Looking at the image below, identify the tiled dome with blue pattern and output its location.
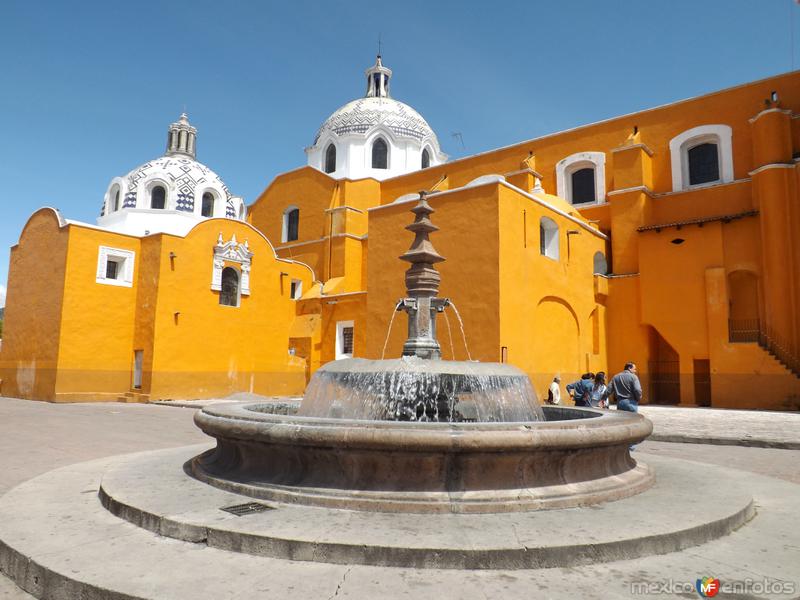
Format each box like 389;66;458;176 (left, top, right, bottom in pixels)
114;156;234;216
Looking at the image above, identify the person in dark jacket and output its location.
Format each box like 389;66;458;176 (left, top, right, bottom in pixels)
566;372;595;407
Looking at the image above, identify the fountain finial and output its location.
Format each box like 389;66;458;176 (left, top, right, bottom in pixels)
398;191;449;360
399;191;445;297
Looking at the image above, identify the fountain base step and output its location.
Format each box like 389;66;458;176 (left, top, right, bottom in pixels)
5;446;800;600
81;445;755;570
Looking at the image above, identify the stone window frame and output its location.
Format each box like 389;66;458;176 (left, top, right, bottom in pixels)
556;151;606;205
282;206;300;243
669;124;733;191
539;217;560;261
211;233;253;297
336;320;355;359
290;278;303;300
96;246;135;287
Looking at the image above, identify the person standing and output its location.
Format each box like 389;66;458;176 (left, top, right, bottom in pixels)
547;376;561;405
606;362;642;412
591;372;608;408
566;373;594;407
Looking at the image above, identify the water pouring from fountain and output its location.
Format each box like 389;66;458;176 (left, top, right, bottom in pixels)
299;191;543;424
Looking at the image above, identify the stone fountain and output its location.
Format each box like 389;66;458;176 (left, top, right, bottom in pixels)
0;195;768;598
191;192;654;512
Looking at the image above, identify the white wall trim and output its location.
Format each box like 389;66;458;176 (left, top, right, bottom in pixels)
556;151;606;205
669;124;733;192
748;107;792;124
748;163;795;176
611;142;653;157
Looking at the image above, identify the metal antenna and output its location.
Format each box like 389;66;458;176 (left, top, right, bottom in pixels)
451;132;465;149
377;33;382;56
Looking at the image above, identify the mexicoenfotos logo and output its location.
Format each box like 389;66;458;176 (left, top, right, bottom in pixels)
696;577;721;597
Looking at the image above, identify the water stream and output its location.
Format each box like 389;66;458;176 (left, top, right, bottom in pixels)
442;310;455;360
447;302;473;361
380;301;403;360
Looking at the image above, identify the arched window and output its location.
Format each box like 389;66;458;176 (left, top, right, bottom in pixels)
282;207;299;242
112;187;121;212
571;168;596;204
372;138;388;169
421;148;430;169
687;142;719;186
556;152;606;205
219;267;240;307
324;144;337;174
151;185;166;210
201;192;214;217
593;252;608;275
539;217;559;260
669;124;733;191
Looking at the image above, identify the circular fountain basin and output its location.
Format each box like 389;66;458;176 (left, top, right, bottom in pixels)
191;403;654;513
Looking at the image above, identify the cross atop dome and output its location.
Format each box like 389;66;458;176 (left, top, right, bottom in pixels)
365;55;392;99
166;112;198;159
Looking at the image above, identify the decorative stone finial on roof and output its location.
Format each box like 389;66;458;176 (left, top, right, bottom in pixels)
166;112;198;159
365;55;393;98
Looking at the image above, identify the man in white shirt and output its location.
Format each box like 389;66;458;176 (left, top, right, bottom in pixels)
547;376;561;405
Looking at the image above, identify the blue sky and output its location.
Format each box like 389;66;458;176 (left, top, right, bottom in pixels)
0;0;795;306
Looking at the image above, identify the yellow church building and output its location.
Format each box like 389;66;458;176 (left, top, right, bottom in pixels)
1;57;799;410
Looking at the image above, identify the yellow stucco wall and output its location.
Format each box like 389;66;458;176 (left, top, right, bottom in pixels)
0;209;69;399
55;226;141;401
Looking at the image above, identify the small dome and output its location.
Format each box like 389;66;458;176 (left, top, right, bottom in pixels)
313;97;436;146
98;114;246;236
307;56;447;181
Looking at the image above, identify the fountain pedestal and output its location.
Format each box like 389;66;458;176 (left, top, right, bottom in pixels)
398;192;449;361
399;296;449;360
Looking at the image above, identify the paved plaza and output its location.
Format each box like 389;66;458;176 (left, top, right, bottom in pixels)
0;397;798;599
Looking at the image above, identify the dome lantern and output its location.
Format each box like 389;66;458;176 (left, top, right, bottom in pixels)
365;55;392;98
166;113;197;159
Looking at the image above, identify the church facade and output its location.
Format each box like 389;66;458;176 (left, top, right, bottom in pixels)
1;58;799;409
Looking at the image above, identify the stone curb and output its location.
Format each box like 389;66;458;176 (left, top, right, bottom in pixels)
647;433;800;450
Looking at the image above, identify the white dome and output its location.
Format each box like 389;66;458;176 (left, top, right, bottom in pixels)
98;114;246;237
314;97;436;146
306;56;447;181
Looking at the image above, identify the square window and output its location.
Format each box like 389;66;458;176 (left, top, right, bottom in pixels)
97;246;135;287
